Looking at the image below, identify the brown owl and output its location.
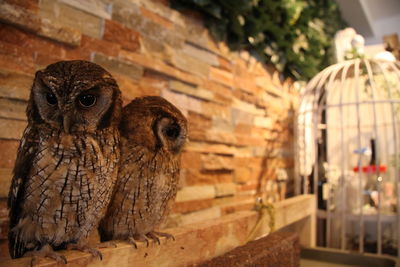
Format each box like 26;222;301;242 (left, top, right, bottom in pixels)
99;96;187;246
7;60;121;263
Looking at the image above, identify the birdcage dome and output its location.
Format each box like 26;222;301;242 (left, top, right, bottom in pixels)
295;58;400;256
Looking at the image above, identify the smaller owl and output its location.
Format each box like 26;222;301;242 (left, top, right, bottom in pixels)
99;96;187;246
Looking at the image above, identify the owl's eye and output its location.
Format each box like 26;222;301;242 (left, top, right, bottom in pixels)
78;94;96;107
165;125;181;140
46;92;57;106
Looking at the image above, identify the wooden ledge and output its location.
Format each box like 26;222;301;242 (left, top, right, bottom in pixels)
1;194;315;267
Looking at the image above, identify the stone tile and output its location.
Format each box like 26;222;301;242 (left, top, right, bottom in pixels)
0;23;65;59
103;20;140;52
38;18;81;46
0;118;26;140
232;98;265;116
136;0;185;27
0;2;40;32
182;43;219;66
184;141;235;155
214;183;236;197
0;140;19;168
81;35;120;57
212;117;233;132
171;198;214;214
179;206;221;226
209;67;233;87
140;6;173;29
234;166;256;184
0;69;33;100
0;98;27;120
0;52;34;74
33;53;64;70
111;0;141;29
205;130;236;145
138;70;167;95
140;36;171;62
254;116;274;129
120;50;203;86
161;89;188;116
188;111;212;131
231;108;255;126
233;74;258;94
112;73;140;102
181;151;202;169
3;0;39;12
182;169;233;186
217;55;233;72
171;50;210;78
201;154;234;171
92;53;144;80
175;185;216;202
219;198;254;215
169;80;214;101
0;168;12;198
60;0;112;19
201;80;233;105
40;0;103;39
201;102;231;121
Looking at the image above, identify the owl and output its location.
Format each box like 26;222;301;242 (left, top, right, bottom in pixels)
7;60;121;262
99;96;187;246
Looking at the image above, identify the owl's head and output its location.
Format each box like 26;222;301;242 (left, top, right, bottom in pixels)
120;96;187;154
28;60;122;133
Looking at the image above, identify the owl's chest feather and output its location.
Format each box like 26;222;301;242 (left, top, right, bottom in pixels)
23;130;119;241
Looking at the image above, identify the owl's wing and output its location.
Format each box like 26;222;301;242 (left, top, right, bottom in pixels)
7;125;39;258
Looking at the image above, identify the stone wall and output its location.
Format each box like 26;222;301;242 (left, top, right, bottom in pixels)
0;0;298;257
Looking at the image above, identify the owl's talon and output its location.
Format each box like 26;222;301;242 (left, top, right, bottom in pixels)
128;234;150;248
97;241;117;248
25;244;67;266
128;237;138;249
146;231;175;245
153;231;175;241
67;243;103;260
146;232;160;245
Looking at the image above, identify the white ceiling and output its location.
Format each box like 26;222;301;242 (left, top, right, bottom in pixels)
336;0;400;45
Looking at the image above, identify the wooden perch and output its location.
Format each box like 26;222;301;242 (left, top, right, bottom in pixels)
1;194;315;267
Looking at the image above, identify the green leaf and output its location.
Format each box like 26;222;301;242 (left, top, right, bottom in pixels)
170;0;346;81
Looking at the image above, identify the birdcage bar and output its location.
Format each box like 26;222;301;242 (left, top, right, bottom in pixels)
365;59;383;254
387;61;400;257
298;100;400;116
340;61;353;250
353;59;365;253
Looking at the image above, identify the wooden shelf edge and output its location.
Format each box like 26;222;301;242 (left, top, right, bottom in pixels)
1;194;316;267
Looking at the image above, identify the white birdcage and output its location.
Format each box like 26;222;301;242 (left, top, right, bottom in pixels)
295;58;400;257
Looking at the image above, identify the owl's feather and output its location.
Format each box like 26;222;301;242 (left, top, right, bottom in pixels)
8;125;39;258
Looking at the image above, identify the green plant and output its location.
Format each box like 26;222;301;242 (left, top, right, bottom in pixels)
171;0;346;80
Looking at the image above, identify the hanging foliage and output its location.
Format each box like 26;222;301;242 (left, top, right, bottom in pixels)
170;0;346;80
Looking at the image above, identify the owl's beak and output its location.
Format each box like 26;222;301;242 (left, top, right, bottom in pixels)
63;115;71;134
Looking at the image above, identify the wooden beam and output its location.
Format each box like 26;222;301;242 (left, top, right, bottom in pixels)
1;194;315;267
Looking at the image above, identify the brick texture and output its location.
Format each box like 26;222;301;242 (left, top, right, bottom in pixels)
0;0;298;247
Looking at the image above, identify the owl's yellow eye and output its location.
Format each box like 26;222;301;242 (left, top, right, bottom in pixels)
46;92;57;106
78;94;96;107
